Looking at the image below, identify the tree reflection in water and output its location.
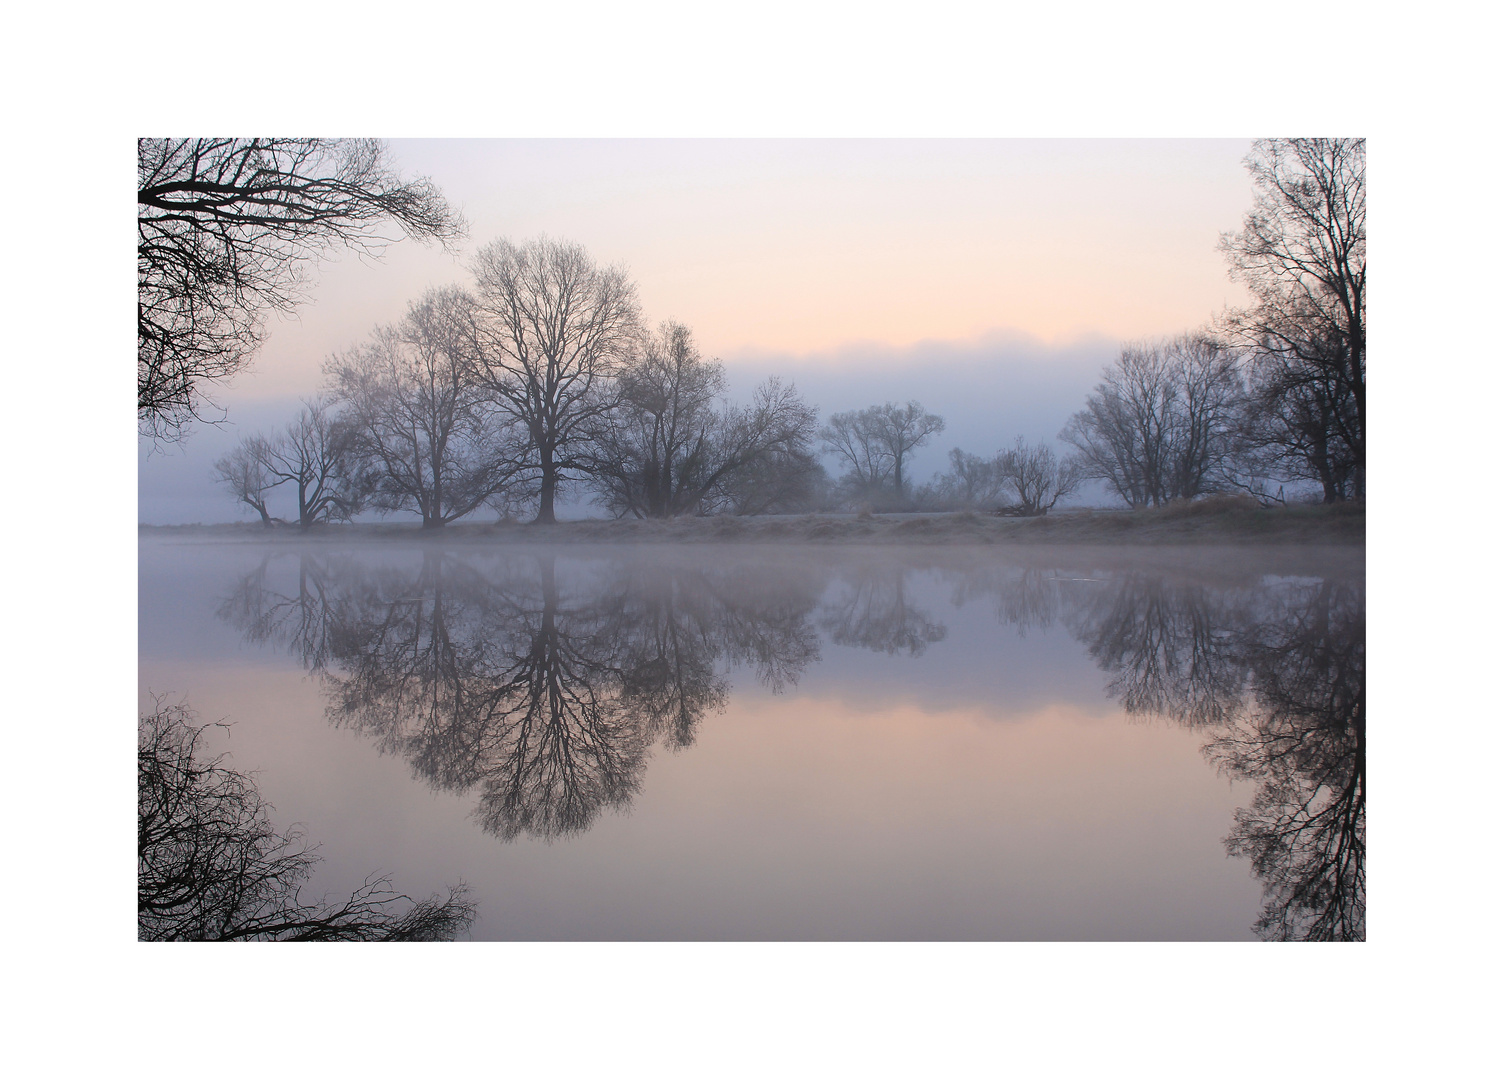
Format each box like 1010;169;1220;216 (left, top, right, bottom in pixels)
819;563;946;656
1205;580;1364;941
972;565;1364;940
222;549;821;841
220;546;1362;939
1066;574;1252;728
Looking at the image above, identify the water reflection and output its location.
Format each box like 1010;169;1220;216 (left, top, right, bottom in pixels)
1067;575;1251;728
819;563;946;656
222;550;821;841
1044;568;1363;940
217;544;1362;939
1205;580;1364;941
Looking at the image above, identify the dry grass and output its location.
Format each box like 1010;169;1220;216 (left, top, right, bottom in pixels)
144;498;1364;548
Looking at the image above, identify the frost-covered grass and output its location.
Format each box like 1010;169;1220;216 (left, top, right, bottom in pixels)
143;497;1363;547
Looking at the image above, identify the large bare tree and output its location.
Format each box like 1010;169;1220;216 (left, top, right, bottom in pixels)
471;237;642;523
138;138;464;441
327;287;527;528
211;400;364;528
211;435;282;526
1219;138;1365;500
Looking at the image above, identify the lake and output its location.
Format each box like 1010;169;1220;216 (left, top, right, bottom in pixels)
138;533;1364;941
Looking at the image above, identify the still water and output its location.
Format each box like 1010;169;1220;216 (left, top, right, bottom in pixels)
138;535;1364;941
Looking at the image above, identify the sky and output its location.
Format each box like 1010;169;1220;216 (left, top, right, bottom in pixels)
139;138;1259;523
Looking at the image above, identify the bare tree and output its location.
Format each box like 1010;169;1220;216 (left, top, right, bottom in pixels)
1061;336;1242;508
820;408;895;505
872;401;945;497
212;435;283;526
588;324;820;518
1235;361;1360;503
256;398;366;528
471;237;642;523
1219;139;1364;501
997;438;1083;516
327;287;527;528
138;138;464;441
586;321;725;518
139;701;474;940
821;401;945;507
929;448;1006;509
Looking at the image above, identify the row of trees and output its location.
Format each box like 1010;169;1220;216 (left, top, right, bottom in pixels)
219;374;1085;524
1063;138;1365;505
216;240;829;526
184;136;1361;519
215;233;1086;525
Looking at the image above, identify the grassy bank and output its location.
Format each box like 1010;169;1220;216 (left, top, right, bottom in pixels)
143;496;1364;547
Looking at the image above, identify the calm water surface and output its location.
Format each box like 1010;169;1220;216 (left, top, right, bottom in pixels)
138;535;1364;940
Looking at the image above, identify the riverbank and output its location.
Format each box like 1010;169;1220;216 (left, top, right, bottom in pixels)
141;496;1364;547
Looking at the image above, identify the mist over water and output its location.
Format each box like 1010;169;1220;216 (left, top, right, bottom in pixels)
140;535;1363;940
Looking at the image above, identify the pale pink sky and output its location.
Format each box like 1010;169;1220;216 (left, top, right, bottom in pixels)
239;138;1256;400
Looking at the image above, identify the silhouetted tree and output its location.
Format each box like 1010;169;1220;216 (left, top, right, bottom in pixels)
258;398;366;528
928;448;1006;509
1220;139;1365;501
820;408;897;507
996;438;1083;516
328;287;527;527
212;436;282;525
588;323;820;518
139;701;474;940
471;237;642;523
138;138;463;440
1061;336;1243;508
822;401;944;508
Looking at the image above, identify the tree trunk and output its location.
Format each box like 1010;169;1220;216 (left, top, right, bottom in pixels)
535;449;558;524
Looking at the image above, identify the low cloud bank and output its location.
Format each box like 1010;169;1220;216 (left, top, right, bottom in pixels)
724;329;1118;498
